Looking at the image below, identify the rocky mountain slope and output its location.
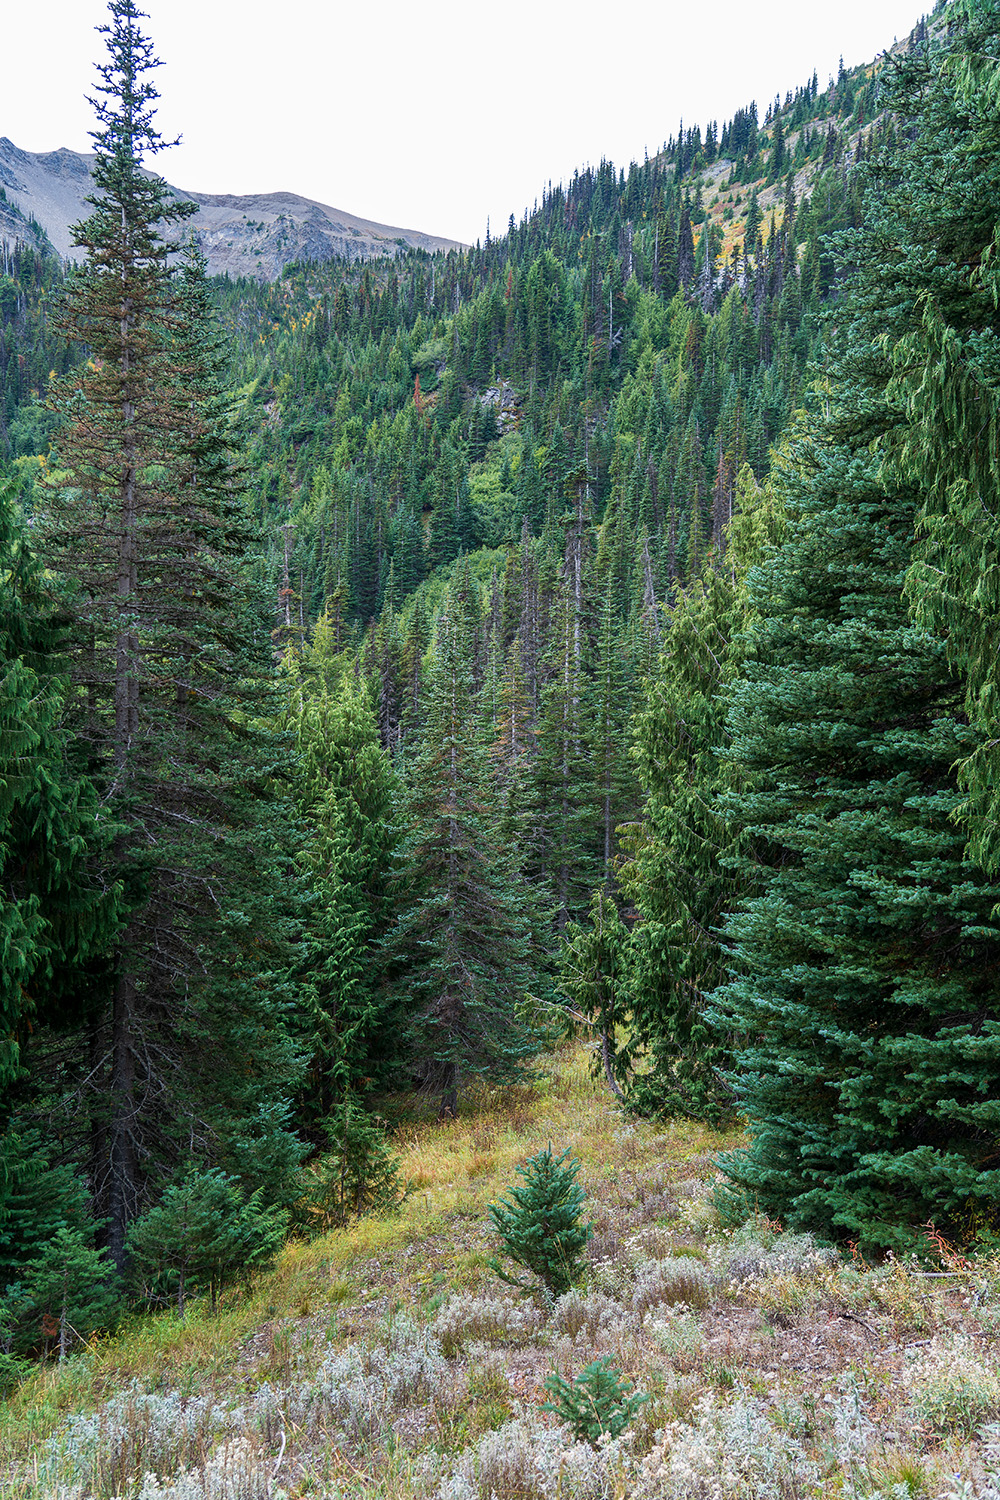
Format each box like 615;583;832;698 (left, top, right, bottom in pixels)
0;137;463;276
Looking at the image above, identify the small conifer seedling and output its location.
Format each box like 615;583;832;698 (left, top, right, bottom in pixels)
542;1357;648;1446
487;1143;592;1298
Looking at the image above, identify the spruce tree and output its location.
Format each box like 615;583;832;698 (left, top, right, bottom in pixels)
127;1167;285;1316
24;1228;121;1360
704;5;1000;1244
488;1145;592;1298
294;677;401;1113
622;570;739;1122
622;468;783;1122
557;889;631;1099
864;0;1000;873
710;432;1000;1248
0;478;119;1097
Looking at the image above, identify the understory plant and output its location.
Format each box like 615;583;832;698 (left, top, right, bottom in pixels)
302;1094;410;1231
542;1356;648;1445
487;1144;592;1298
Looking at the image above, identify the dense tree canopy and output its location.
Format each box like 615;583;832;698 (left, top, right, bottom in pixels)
6;0;998;1365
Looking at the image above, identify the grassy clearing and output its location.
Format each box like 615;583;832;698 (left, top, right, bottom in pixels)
4;1042;1000;1499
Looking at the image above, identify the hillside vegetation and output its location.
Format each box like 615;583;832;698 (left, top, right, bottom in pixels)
5;3;1000;1495
4;1045;1000;1500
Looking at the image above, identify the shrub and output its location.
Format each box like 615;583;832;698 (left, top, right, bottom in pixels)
943;1423;1000;1500
441;1421;544;1500
296;1317;453;1444
487;1145;592;1299
901;1337;1000;1437
432;1293;545;1356
630;1257;712;1315
551;1289;635;1341
542;1357;647;1447
440;1415;630;1500
132;1439;271;1500
645;1310;706;1369
708;1220;837;1285
636;1392;820;1499
39;1385;236;1498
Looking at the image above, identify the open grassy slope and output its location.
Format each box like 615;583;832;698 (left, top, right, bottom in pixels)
5;1045;1000;1499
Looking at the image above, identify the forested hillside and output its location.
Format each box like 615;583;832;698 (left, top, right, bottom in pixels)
4;0;1000;1442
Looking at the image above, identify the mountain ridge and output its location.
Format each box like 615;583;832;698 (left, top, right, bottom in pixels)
0;136;464;278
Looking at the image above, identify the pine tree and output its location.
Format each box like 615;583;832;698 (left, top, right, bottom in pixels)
0;1131;103;1293
542;1359;647;1446
532;541;599;930
621;570;739;1122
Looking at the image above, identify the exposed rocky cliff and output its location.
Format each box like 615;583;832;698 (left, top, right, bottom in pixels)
0;137;463;276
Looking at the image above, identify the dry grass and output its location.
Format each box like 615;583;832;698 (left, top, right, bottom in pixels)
4;1042;1000;1500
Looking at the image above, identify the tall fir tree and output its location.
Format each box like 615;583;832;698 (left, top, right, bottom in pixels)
622;570;740;1121
710;434;1000;1247
294;676;401;1116
0;479;121;1306
381;578;542;1116
865;0;1000;873
621;466;782;1122
39;0;299;1268
0;478;119;1102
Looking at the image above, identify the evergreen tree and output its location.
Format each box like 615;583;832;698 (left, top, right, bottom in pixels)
622;570;740;1122
381;580;542;1116
24;1228;121;1361
704;4;1000;1244
557;889;631;1099
0;478;118;1099
295;677;401;1113
542;1359;647;1446
710;431;1000;1247
590;572;635;881
866;0;1000;873
0;1131;101;1292
40;0;299;1269
127;1167;285;1316
303;1095;408;1231
488;1145;592;1298
622;467;783;1122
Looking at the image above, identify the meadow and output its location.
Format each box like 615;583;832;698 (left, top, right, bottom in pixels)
4;1044;1000;1500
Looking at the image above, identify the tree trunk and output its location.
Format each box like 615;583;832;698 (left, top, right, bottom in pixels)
601;1031;624;1100
438;1062;458;1121
108;962;138;1273
58;1265;69;1363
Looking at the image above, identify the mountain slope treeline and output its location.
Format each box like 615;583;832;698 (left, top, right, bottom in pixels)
4;0;1000;1374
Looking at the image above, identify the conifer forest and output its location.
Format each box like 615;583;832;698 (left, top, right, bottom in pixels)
4;0;1000;1483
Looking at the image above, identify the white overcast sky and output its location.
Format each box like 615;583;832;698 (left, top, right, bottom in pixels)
7;0;925;246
